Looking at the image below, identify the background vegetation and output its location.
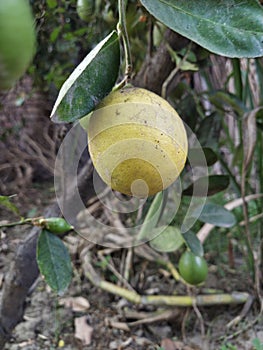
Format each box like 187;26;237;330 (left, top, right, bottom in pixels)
0;1;263;349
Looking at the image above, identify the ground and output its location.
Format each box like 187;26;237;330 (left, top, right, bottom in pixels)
0;183;262;350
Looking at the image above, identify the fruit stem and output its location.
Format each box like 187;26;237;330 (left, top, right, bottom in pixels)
0;217;34;228
117;0;132;82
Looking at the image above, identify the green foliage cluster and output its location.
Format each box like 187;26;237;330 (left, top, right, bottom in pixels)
29;0;146;92
29;0;117;91
2;0;263;295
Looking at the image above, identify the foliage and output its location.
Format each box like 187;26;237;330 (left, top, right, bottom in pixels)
50;31;120;122
2;0;263;305
220;343;238;350
253;338;263;350
141;0;263;58
29;0;117;90
37;229;72;293
29;0;145;92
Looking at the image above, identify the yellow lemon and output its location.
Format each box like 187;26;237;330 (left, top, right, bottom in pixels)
87;87;188;197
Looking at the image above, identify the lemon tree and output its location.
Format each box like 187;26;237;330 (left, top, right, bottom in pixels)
46;0;263;292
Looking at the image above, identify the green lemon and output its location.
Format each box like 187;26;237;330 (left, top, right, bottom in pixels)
39;218;74;235
87;87;188;198
77;0;94;22
0;0;36;91
178;251;208;285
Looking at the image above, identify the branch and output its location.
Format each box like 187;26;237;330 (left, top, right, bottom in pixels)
82;254;250;307
133;29;189;94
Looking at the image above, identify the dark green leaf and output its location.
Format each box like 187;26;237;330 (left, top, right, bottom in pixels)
209;91;247;117
0;195;19;216
150;226;184;252
196;113;222;150
183;175;230;197
37;230;72;293
140;0;263;58
188;147;218;167
50;27;61;43
175;91;200;131
192;202;236;227
182;230;203;256
242;108;262;172
51;31;120;123
47;0;57;9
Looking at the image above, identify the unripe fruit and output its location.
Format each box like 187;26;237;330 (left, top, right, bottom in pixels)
77;0;93;22
39;218;74;235
178;251;208;285
87;87;188;197
0;0;36;91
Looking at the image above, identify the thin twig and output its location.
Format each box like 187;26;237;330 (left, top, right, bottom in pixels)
192;299;205;338
123;247;133;281
117;0;132;81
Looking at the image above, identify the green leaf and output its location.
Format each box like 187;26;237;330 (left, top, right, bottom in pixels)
196;113;222;150
51;31;120;123
242;107;262;173
47;0;57;9
37;230;72;293
183;175;230;197
182;231;203;256
150;226;184;252
209;91;247;117
252;338;263;350
140;0;263;58
0;195;19;216
188;147;218;167
50;27;61;43
192;202;236;227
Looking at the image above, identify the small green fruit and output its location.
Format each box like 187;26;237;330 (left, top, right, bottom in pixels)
39;218;74;234
77;0;93;22
178;251;208;285
0;0;36;91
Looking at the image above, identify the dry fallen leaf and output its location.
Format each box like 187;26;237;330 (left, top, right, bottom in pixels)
161;338;177;350
74;316;93;346
59;296;90;312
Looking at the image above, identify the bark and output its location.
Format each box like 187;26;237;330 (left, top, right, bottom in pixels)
134;29;189;94
0;203;60;348
0;29;188;349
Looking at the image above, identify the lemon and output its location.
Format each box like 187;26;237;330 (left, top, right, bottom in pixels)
178;251;208;285
38;218;74;235
0;0;36;91
77;0;93;22
87;87;188;197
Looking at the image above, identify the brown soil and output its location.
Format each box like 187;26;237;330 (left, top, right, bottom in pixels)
0;183;262;350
